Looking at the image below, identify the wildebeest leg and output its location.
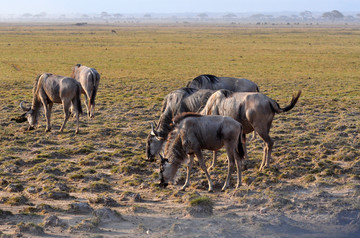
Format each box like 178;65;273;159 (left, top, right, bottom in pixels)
84;94;90;117
195;151;214;192
207;151;217;173
42;100;53;132
59;101;71;133
234;149;242;189
222;147;235;191
243;134;248;161
257;131;273;171
249;131;257;141
74;105;80;134
71;98;81;134
181;154;194;191
89;87;97;118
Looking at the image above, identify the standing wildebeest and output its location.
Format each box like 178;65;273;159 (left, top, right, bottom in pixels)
159;113;245;192
13;73;83;134
201;89;301;170
71;64;100;118
146;87;214;161
187;74;259;92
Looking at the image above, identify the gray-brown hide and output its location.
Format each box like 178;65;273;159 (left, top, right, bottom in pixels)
201;89;301;170
71;64;100;118
146;87;214;161
17;73;83;134
187;74;259;92
159;113;245;192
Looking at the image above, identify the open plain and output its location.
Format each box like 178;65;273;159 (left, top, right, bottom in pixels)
0;23;359;237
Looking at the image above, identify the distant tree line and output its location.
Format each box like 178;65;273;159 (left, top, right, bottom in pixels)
16;10;358;22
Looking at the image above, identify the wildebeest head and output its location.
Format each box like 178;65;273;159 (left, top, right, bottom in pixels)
71;63;82;78
145;122;164;162
159;154;169;188
13;101;38;130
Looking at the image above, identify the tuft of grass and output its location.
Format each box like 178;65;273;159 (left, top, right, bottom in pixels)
82;180;112;193
189;196;214;207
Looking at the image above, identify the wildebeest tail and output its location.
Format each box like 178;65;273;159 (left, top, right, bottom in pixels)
76;84;83;115
89;70;98;108
236;133;245;159
269;90;301;113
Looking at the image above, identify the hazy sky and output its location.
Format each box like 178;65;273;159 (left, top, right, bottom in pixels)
1;0;359;15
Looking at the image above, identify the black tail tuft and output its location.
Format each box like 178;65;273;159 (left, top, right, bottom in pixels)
77;85;83;115
236;133;245;159
282;90;302;112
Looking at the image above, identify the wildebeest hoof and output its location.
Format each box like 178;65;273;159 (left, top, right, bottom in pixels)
27;126;35;131
208;189;214;193
45;129;51;132
75;130;79;134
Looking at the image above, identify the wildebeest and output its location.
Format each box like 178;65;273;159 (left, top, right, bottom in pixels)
159;113;245;192
13;73;83;134
146;87;214;161
187;74;259;92
201;89;301;170
71;64;100;118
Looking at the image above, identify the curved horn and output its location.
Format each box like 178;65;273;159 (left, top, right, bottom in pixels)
159;154;165;164
150;122;158;136
20;101;30;111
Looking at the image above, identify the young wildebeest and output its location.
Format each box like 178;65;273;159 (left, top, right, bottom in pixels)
201;89;301;171
187;74;259;92
13;73;83;134
71;64;100;118
146;87;214;162
159;113;245;192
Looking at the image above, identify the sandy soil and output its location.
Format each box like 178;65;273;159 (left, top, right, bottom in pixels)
1;177;360;238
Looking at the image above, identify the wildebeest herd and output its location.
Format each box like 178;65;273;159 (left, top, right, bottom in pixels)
12;64;100;134
13;69;301;192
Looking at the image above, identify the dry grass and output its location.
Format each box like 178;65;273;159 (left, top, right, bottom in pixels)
0;23;359;237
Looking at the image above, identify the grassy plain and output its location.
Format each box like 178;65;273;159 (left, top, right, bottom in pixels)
0;23;359;237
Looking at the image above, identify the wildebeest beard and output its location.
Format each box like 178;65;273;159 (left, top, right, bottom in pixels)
164;131;187;165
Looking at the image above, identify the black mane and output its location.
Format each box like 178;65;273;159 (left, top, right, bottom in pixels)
218;89;234;98
192;74;219;87
172;112;203;125
156;87;199;139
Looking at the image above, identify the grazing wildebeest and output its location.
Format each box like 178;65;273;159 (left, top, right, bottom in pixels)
187;74;259;92
159;113;245;192
71;64;100;118
13;73;83;134
146;87;214;162
201;89;301;170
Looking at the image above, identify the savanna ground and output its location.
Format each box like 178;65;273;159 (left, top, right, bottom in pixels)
0;22;359;237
